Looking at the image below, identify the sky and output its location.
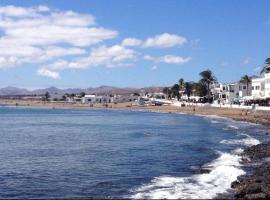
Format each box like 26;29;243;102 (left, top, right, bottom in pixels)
0;0;270;89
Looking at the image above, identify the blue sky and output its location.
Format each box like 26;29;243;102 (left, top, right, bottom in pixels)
0;0;270;89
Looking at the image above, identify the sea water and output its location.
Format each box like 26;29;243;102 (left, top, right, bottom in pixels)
0;106;268;199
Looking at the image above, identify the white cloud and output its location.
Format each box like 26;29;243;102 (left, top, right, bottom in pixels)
0;56;19;68
242;57;251;65
38;45;137;78
37;68;60;79
0;5;118;70
121;38;142;47
143;33;187;48
72;45;137;68
144;54;191;64
0;5;38;17
0;5;190;78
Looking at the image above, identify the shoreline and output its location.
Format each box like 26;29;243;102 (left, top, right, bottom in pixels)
1;99;270;126
1;99;270;199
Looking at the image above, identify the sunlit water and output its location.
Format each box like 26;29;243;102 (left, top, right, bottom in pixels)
0;106;269;199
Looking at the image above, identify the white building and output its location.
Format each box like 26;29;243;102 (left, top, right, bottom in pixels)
82;95;97;103
251;77;265;99
82;94;138;104
264;72;270;98
251;71;270;99
213;82;251;104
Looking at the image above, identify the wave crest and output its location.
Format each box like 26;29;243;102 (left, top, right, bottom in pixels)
131;152;245;199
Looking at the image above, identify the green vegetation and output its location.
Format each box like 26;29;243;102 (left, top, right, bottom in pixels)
199;69;217;102
166;69;217;102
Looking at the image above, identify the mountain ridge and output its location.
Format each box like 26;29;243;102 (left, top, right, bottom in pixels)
0;86;164;96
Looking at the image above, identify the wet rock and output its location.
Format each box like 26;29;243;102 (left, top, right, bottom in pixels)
245;193;267;199
243;142;270;161
232;142;270;199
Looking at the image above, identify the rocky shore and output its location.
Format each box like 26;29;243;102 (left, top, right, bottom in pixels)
232;142;270;199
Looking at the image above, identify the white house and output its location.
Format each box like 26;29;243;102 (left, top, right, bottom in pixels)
82;95;96;103
213;82;251;104
251;77;265;99
81;94;138;104
95;95;112;103
251;70;270;99
264;72;270;98
112;94;138;103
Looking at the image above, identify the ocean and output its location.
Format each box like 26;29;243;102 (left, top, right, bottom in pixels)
0;106;268;199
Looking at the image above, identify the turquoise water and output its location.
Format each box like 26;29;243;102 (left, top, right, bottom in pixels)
0;106;268;199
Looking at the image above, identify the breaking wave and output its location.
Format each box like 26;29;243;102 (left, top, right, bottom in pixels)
131;152;245;199
220;135;260;147
130;116;262;199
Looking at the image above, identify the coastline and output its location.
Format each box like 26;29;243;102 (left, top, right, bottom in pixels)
1;99;270;126
1;99;270;198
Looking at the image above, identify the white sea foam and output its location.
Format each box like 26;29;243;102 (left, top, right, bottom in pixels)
220;135;260;147
210;120;219;124
232;148;244;154
131;152;245;199
226;125;239;130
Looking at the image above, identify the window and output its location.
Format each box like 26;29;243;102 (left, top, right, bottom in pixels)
243;86;246;90
252;86;254;90
256;86;260;90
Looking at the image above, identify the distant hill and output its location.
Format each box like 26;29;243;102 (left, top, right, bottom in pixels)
0;87;31;95
0;85;164;96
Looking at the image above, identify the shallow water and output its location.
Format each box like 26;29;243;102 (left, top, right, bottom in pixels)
0;106;268;199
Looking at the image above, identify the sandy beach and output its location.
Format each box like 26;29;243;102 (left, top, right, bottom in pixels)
1;99;270;127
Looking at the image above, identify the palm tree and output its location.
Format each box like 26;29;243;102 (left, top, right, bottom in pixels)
171;84;180;100
178;78;184;90
184;82;192;101
178;78;185;99
240;75;251;96
260;58;270;74
199;69;217;103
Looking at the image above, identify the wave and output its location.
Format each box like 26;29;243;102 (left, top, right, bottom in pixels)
128;110;263;199
220;135;260;147
130;152;245;199
226;125;239;130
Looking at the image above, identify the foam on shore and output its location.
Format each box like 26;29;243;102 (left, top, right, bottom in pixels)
220;135;260;147
130;116;262;199
131;151;245;199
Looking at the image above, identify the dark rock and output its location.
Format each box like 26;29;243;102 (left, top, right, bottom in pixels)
243;142;270;161
233;142;270;199
245;192;267;199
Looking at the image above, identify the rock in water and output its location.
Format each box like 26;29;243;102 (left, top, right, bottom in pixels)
232;142;270;199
